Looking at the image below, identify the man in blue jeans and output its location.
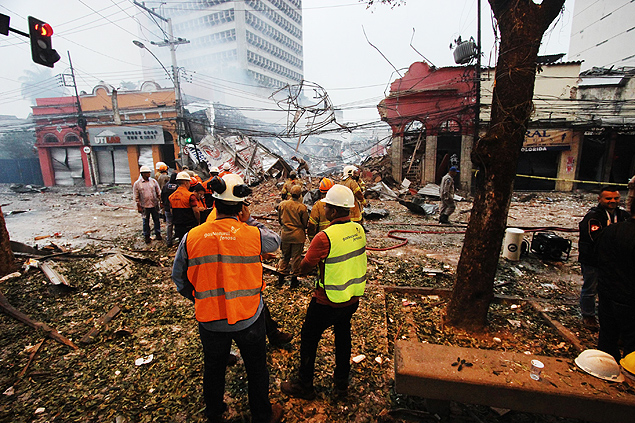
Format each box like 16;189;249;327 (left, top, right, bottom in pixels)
578;186;629;330
133;165;161;244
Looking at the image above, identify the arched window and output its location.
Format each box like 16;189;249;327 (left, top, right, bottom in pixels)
64;133;80;143
439;120;461;133
43;134;59;143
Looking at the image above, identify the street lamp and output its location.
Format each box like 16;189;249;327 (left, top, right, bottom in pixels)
133;40;173;83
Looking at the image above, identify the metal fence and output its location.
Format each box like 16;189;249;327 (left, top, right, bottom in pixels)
0;159;44;185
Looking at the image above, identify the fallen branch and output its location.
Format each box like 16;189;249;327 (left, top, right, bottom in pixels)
80;305;121;344
0;292;78;350
18;338;46;378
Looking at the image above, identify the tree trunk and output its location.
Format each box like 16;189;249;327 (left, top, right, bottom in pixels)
0;206;16;277
445;0;565;331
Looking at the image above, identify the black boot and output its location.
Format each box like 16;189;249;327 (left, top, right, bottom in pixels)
277;274;285;286
290;276;299;288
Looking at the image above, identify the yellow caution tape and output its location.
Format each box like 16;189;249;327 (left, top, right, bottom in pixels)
515;174;629;187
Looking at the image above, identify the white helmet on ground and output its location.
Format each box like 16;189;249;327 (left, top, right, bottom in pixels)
343;165;357;177
575;349;624;382
139;165;152;173
211;174;251;203
321;184;355;208
176;171;191;181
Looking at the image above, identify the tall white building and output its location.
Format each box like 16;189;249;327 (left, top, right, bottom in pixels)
569;0;635;70
145;0;303;101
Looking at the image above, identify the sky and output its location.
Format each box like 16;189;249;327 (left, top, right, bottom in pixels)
0;0;575;124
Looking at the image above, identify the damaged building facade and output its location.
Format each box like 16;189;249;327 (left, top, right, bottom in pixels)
378;60;586;192
379;58;635;192
33;82;178;187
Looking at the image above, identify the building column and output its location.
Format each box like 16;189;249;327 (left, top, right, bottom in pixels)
128;145;140;185
38;147;55;187
152;145;162;166
391;134;403;183
460;134;473;192
556;130;579;192
423;135;437;185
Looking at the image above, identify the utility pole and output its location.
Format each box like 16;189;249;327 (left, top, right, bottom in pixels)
133;1;189;161
475;0;482;143
66;51;97;186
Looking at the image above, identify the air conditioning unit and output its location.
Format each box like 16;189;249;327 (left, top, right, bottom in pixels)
453;39;477;65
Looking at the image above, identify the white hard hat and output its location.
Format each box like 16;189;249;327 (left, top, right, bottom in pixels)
212;173;251;203
321;184;355;208
140;165;152;173
575;349;625;382
155;161;166;170
222;163;231;171
210;166;220;173
176;171;191;181
343;165;357;177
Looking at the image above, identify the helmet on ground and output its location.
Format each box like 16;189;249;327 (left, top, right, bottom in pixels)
319;177;335;193
211;174;252;203
176;171;191;181
321;184;355;208
290;185;302;197
155;161;167;171
210;166;220;174
343;165;357;177
222;163;231;171
289;170;297;178
139;165;152;173
575;349;624;382
620;351;635;376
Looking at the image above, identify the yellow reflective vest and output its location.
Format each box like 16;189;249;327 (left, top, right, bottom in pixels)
321;221;367;303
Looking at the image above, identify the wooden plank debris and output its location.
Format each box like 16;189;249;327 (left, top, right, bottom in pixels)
0;292;78;350
18;338;46;378
80;305;121;344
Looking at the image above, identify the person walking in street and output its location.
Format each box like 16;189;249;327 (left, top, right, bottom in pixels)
160;172;178;247
169;171;200;242
439;166;459;224
281;184;367;400
133;165;162;244
339;165;364;225
280;170;303;200
307;178;334;241
172;173;283;423
578;186;629;330
594;196;635;363
276;184;309;287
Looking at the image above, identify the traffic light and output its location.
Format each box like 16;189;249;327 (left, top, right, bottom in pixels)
28;16;60;68
183;135;193;144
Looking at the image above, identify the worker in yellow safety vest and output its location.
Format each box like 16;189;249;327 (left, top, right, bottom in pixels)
281;184;367;400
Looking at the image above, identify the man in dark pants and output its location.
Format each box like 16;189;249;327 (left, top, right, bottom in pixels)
172;173;283;423
595;196;635;363
578;186;629;330
281;184;367;399
133;165;162;244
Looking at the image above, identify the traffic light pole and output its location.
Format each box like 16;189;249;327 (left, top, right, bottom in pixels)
68;52;97;186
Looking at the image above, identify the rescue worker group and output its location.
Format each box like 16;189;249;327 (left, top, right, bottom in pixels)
133;161;369;423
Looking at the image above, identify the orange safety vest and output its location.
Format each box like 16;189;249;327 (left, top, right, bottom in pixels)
186;218;263;324
169;185;197;228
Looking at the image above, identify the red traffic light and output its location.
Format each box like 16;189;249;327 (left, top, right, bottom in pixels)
34;22;53;37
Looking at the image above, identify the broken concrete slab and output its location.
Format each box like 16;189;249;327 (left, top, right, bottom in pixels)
93;254;134;279
395;341;635;423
